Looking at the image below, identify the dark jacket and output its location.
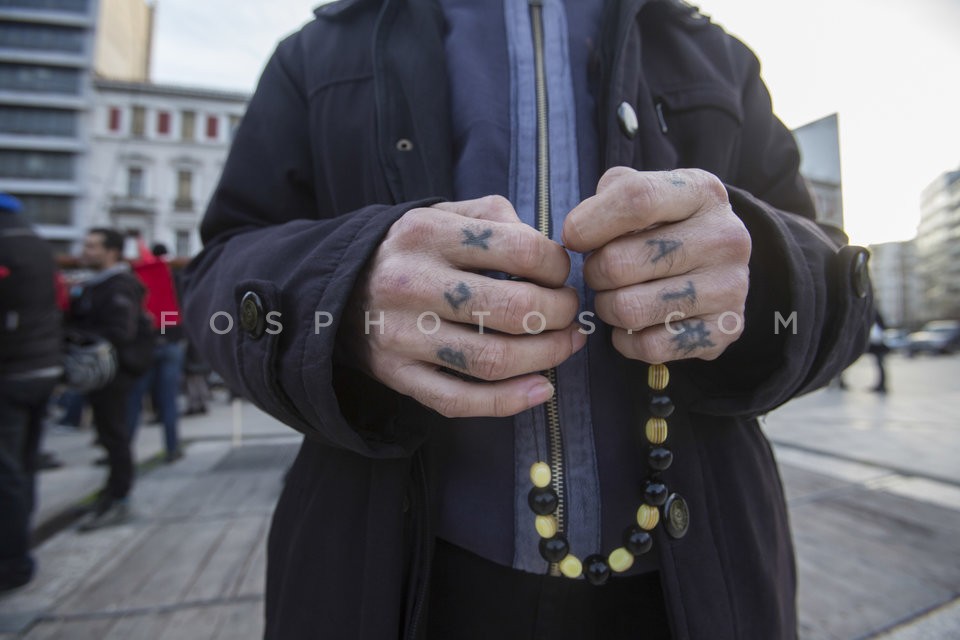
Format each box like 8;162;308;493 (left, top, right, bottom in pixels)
68;265;145;363
0;212;62;378
181;0;874;637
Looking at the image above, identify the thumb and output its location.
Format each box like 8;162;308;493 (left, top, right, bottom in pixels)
432;195;523;224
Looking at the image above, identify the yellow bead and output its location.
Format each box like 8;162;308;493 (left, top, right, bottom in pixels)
608;547;635;573
559;554;582;578
645;417;668;444
530;462;551;488
535;515;557;539
648;363;669;390
636;504;660;530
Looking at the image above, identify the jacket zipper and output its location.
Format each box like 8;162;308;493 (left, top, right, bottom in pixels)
529;0;565;578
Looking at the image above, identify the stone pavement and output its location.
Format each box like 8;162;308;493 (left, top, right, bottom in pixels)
0;353;957;639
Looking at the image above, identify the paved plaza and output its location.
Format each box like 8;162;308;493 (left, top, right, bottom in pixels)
1;353;958;639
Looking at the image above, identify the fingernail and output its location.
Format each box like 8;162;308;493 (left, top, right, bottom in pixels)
528;381;555;405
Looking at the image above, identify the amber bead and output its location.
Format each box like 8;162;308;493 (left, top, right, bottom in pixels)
636;504;660;530
608;547;635;573
648;447;673;472
530;462;551;488
648;363;669;390
559;554;583;578
649;394;674;418
623;525;653;556
539;536;569;563
535;515;558;538
584;554;611;586
527;486;559;516
644;480;668;507
645;417;668;445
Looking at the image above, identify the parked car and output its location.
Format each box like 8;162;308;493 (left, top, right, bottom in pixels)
882;328;910;352
905;320;960;356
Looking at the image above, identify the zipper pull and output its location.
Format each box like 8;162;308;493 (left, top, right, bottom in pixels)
655;101;669;134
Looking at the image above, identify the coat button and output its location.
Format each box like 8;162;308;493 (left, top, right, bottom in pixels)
851;249;869;298
239;291;266;338
663;493;690;539
617;101;639;139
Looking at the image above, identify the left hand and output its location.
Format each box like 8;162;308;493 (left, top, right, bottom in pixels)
562;167;752;363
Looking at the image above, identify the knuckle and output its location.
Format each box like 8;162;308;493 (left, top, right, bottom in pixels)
612;291;645;329
600;245;633;287
474;340;509;380
509;230;548;273
369;263;417;305
490;392;512;418
432;391;465;418
501;287;536;330
690;169;728;204
483;194;513;215
390;209;435;247
625;175;658;215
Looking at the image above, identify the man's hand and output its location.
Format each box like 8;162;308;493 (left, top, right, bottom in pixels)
344;196;585;418
562;167;751;363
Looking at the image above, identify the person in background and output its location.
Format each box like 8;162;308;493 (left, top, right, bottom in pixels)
69;228;145;531
127;242;185;463
0;193;62;592
868;311;889;393
183;338;211;416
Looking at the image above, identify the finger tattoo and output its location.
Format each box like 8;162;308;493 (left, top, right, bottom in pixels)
437;347;468;371
661;280;697;304
462;227;493;250
670;319;715;355
647;238;682;264
444;282;473;310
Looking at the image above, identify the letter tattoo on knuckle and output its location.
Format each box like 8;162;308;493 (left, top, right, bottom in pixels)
462;227;493;250
670;319;715;355
646;238;683;265
443;282;473;310
660;280;697;304
436;347;468;371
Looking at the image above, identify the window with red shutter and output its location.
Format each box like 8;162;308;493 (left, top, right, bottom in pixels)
108;107;121;132
206;115;218;139
157;111;171;135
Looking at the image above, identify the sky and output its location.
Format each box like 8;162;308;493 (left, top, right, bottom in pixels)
151;0;960;247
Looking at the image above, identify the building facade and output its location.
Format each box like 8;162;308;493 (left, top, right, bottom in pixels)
792;113;844;231
0;0;100;254
915;167;960;321
867;240;923;329
85;79;247;257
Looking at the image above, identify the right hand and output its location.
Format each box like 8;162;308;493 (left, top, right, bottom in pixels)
342;196;585;418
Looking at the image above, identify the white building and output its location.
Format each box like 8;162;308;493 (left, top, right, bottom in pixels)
915;166;960;321
0;0;100;254
792;113;843;231
84;78;247;257
868;240;923;329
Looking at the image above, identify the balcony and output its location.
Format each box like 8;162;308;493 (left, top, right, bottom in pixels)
110;193;155;215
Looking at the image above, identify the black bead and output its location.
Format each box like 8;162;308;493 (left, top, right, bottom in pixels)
648;447;674;472
538;536;569;564
649;394;674;418
527;486;559;516
623;525;653;556
644;480;669;506
584;554;611;586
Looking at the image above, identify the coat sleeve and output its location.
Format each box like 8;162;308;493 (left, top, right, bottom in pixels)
180;32;438;458
676;45;874;417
